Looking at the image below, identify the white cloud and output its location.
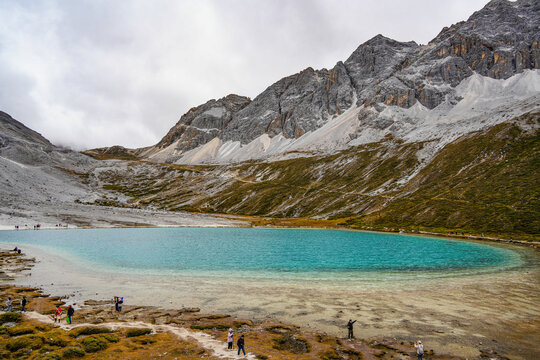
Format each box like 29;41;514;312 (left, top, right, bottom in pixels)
0;0;489;149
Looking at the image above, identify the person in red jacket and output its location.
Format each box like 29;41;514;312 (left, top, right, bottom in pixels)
54;306;62;323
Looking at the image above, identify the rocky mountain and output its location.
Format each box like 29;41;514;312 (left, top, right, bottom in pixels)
0;111;53;148
0;111;97;170
0;111;97;226
0;112;241;229
2;0;538;238
140;0;539;165
76;0;539;239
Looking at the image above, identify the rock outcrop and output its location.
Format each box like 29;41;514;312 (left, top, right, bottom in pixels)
153;94;252;153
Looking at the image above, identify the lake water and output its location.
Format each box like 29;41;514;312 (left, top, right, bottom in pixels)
0;227;522;281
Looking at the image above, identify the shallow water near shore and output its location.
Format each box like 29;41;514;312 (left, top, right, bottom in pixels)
1;228;539;359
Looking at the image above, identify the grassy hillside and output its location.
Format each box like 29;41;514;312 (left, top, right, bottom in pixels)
90;111;539;240
346;113;539;238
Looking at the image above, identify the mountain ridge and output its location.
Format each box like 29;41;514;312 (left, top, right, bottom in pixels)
119;0;539;165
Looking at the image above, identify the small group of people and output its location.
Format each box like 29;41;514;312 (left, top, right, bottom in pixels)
4;296;27;312
447;231;472;236
12;246;21;254
54;304;75;324
226;328;246;356
346;319;425;359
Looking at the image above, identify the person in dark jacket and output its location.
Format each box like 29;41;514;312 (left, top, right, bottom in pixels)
237;334;246;356
67;305;74;324
114;296;123;312
346;319;357;339
21;296;27;312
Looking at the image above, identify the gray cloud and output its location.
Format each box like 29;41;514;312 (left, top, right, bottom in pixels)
0;0;490;149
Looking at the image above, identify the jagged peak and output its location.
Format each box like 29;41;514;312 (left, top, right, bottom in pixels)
345;34;418;64
361;34;417;48
221;93;251;103
181;94;250;119
484;0;517;9
344;34;418;67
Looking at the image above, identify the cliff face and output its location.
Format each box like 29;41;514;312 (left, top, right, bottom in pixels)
144;0;539;164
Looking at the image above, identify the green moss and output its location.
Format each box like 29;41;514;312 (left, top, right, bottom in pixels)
41;354;62;360
131;337;156;345
233;321;250;328
81;336;108;353
62;347;85;358
125;328;152;337
6;326;34;336
6;335;44;352
0;312;22;324
100;334;119;343
45;335;70;347
318;349;342;360
69;327;113;337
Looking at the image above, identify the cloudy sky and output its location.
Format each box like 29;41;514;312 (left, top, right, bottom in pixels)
0;0;490;150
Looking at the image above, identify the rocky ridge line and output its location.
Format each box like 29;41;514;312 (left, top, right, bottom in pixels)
137;0;539;164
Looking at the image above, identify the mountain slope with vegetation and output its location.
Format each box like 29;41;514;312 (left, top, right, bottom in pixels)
89;111;539;239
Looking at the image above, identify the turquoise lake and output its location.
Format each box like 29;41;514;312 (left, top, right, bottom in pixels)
0;228;522;279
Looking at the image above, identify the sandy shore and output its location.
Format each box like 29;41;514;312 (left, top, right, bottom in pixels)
2;241;539;360
0;249;462;360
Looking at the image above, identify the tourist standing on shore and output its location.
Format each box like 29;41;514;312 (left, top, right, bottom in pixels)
5;297;12;312
237;334;246;356
67;305;74;324
54;305;62;323
21;296;27;312
346;319;357;339
227;328;234;350
414;340;424;360
114;296;123;312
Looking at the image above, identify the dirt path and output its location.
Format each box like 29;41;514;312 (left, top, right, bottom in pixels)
25;311;256;360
